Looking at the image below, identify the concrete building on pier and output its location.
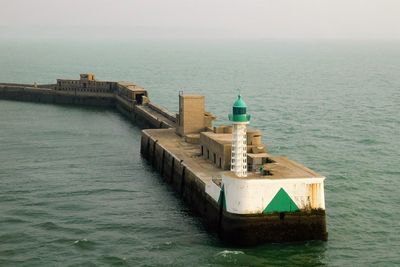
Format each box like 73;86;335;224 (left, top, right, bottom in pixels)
171;93;326;215
56;73;148;104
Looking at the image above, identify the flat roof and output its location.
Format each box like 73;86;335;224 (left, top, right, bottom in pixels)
201;131;232;145
145;128;323;182
117;81;146;91
224;156;323;180
248;152;269;158
180;94;204;99
57;78;114;83
117;81;136;86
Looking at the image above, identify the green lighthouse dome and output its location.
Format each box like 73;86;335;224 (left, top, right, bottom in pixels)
229;94;251;123
233;94;247;109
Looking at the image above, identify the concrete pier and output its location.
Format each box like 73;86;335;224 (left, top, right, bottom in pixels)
0;74;328;246
0;75;175;129
140;128;327;246
0;84;115;107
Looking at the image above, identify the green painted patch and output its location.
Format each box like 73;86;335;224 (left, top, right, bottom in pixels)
233;94;247;108
229;95;251;122
218;185;226;210
263;188;299;214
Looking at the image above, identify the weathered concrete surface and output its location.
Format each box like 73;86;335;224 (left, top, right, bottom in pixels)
0;84;115;107
0;81;327;246
140;128;328;246
0;83;175;129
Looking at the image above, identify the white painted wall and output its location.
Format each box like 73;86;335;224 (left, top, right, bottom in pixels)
205;180;221;203
214;174;326;214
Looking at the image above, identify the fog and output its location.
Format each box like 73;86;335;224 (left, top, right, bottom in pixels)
1;0;399;40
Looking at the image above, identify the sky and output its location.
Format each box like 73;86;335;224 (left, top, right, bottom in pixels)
0;0;399;40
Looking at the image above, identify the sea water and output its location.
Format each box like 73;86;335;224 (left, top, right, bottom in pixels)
0;40;399;266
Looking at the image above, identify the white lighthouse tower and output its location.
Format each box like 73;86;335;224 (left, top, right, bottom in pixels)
228;95;251;177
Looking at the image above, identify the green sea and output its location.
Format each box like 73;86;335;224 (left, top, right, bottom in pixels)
0;40;399;266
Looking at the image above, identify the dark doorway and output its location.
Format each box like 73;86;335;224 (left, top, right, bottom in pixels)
135;93;144;104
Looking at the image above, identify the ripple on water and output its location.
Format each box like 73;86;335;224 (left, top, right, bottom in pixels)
146;240;177;252
100;256;128;266
33;221;87;236
0;216;27;225
6;208;51;218
0;232;34;244
67;261;97;267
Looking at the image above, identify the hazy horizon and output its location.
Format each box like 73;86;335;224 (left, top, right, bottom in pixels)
1;0;400;40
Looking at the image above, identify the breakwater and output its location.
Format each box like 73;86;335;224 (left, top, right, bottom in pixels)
0;85;115;107
0;74;328;246
0;81;174;129
140;128;327;246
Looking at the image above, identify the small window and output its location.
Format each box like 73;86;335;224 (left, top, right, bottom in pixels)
233;107;246;115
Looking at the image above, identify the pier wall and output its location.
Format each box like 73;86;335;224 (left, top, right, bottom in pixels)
0;83;175;129
140;133;221;233
147;102;176;123
0;80;327;246
0;85;115;107
140;130;328;246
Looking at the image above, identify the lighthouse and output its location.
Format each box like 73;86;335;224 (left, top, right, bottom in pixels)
228;95;251;177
